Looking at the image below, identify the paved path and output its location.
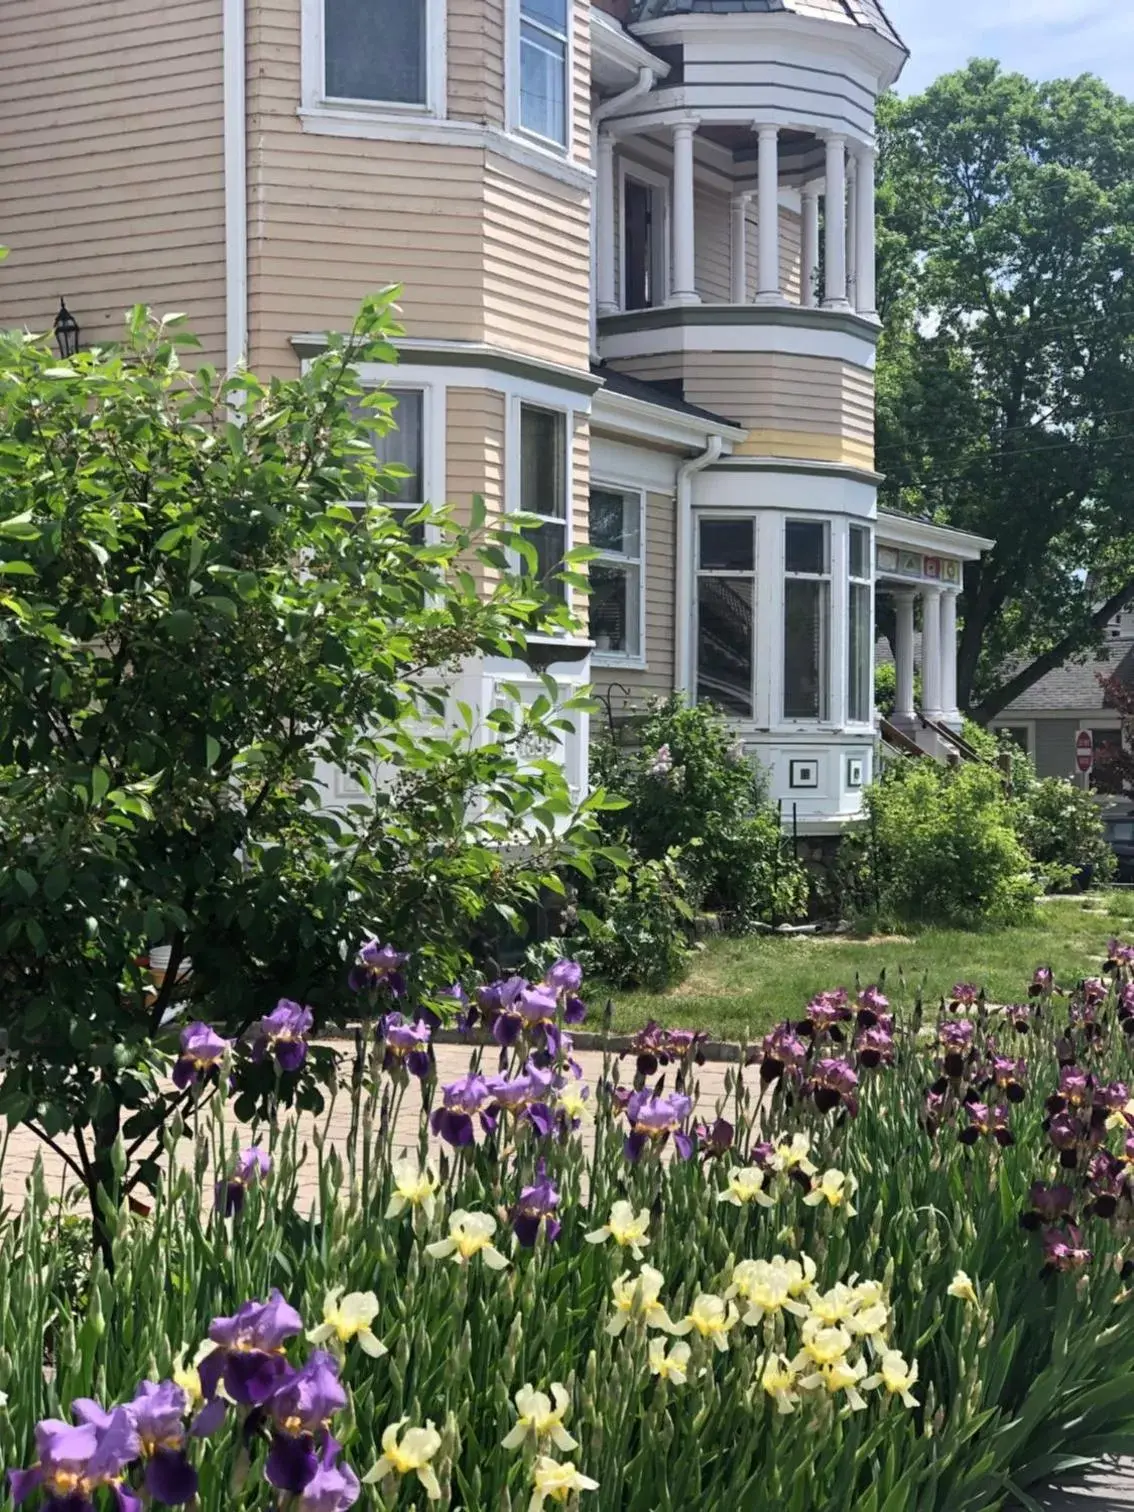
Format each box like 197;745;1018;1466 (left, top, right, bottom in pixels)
1013;1464;1134;1510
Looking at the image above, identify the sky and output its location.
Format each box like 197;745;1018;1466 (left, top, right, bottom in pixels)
891;0;1134;99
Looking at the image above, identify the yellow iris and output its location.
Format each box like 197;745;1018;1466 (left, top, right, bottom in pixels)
308;1286;386;1358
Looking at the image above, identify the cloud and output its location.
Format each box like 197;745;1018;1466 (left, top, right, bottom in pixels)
892;0;1134;97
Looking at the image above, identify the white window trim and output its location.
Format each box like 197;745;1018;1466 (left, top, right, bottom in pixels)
694;511;758;722
301;0;448;123
846;522;874;730
990;719;1036;756
506;0;574;158
617;154;672;312
781;517;832;727
590;480;647;670
354;381;445;545
506;392;577;613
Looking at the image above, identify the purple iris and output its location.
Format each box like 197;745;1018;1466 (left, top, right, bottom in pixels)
564;995;588;1025
381;1014;433;1079
624;1089;695;1163
545;959;583;995
1042;1225;1092;1273
759;1022;810;1083
695;1116;735;1156
807;1057;859;1116
216;1146;271;1216
9;1410;140;1511
855;1024;894;1068
265;1353;347;1495
1029;966;1054;998
1081;977;1108;1006
805;989;851;1036
479;977;527;1047
1086;1150;1128;1219
200;1290;303;1408
347;939;408;997
129;1381;199;1505
487;1064;555;1137
958;1100;1013;1147
172;1022;232;1090
430;1073;493;1147
939;1019;976;1078
1022;1181;1075;1230
296;1436;360;1512
1096;1080;1130;1112
252;1000;314;1073
517;984;559;1027
950;983;979;1009
439;982;474;1033
510;1161;561;1247
990;1055;1027;1103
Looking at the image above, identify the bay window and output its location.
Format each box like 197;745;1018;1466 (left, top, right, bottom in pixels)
848;524;872;723
519;404;568;599
696;517;755;718
519;0;569;147
353;387;427;544
783;520;830;721
323;0;428;107
589;487;643;660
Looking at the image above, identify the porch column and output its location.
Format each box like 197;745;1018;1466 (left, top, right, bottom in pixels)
596;131;618;317
845;152;858;310
940;588;960;724
671;121;700;306
755;123;783;305
823;133;849;309
801;182;820;308
854;142;877;318
892;589;916;721
920;585;943;719
730;192;750;303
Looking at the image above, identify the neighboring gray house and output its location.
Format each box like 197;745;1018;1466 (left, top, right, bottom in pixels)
989;609;1134;790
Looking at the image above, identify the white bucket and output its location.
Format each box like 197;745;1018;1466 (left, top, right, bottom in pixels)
148;946;193;986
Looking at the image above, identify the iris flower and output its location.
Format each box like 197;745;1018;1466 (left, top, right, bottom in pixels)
623;1089;694;1163
8;1410;140;1511
296;1438;360;1511
252;1000;314;1073
585;1200;651;1258
265;1352;347;1495
199;1290;303;1408
726;1258;811;1325
718;1165;776;1208
348;939;408;997
216;1146;271;1217
769;1133;817;1178
363;1420;442;1502
758;1023;810;1084
864;1350;919;1407
511;1162;561;1247
670;1293;739;1352
529;1457;599;1509
761;1355;801;1414
501;1384;578;1453
430;1073;493;1148
947;1270;978;1303
381;1014;432;1079
172;1022;232;1089
555;1081;591;1126
1042;1225;1093;1274
959;1101;1014;1147
797;1352;870;1411
606;1266;676;1335
803;1169;858;1212
385;1156;439;1224
426;1210;510;1270
308;1288;386;1358
648;1339;691;1384
807;1058;859;1116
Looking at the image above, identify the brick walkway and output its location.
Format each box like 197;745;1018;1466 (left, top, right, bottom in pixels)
1013;1466;1134;1510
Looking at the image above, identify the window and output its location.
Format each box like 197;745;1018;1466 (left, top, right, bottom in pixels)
357;387;426;544
519;404;568;598
783;520;830;721
323;0;427;107
696;517;755;718
519;0;568;147
1000;726;1031;755
623;175;666;310
848;524;872;723
589;487;643;660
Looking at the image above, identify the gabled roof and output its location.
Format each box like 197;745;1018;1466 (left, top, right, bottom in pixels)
627;0;906;52
1002;641;1134;715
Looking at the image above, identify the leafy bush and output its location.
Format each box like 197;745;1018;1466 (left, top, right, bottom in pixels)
860;759;1036;926
579;850;695;989
593;697;809;929
1014;774;1116;891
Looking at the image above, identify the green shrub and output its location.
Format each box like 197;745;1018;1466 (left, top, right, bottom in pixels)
593;697;809;928
1013;773;1116;891
577;850;695;989
861;758;1036;926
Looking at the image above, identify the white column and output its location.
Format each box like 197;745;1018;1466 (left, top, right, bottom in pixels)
801;183;820;308
730;193;749;304
671;121;700;306
855;142;877;318
920;585;943;719
940;588;960;724
823;133;848;310
892;590;916;721
845;152;858;311
595;132;618;317
755;123;783;306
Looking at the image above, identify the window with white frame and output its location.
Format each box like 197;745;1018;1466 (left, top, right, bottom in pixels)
519;404;568;599
696;516;756;719
848;524;872;723
783;519;830;721
320;0;430;109
589;486;643;660
355;387;427;544
518;0;569;147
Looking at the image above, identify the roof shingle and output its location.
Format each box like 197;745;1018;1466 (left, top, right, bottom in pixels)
627;0;906;49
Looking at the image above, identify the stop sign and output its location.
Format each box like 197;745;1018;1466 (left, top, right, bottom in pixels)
1075;730;1094;774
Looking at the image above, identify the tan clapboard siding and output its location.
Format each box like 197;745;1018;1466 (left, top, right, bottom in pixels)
449;0;506;126
446;386;507;588
780;209;803;304
0;0;226;363
695;181;732;304
591;489;676;720
572;415;591;550
571;0;592;169
482;157;592;370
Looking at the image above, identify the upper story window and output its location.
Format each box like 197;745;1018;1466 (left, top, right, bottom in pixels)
518;0;569;147
848;524;873;724
696;517;755;719
783;520;830;721
589;487;643;661
520;404;569;599
622;167;668;311
304;0;445;119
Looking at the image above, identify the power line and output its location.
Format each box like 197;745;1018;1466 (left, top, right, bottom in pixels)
875;426;1134;494
873;404;1134;473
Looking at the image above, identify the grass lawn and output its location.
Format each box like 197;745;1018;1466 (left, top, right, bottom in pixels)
607;892;1134;1042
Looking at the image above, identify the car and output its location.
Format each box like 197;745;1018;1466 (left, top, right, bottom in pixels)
1103;810;1134;882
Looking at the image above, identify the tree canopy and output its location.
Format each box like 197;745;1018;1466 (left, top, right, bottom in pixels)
876;60;1134;720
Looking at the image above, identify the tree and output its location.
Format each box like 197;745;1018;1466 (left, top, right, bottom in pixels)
876;62;1134;720
0;287;611;1243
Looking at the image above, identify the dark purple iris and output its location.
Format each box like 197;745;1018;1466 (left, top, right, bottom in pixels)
1081;977;1108;1007
216;1146;271;1216
807;1057;859;1116
381;1013;433;1079
855;1023;894;1068
695;1117;735;1157
1042;1225;1092;1274
991;1055;1027;1104
1022;1181;1075;1230
759;1022;809;1083
623;1089;695;1162
804;989;851;1037
487;1063;555;1138
347;939;408;997
1006;1002;1034;1034
129;1381;199;1505
295;1436;360;1511
958;1100;1013;1147
510;1160;561;1247
9;1409;140;1511
1029;966;1054;998
265;1353;347;1495
1107;939;1134;971
857;985;889;1017
430;1073;493;1148
477;977;527;1047
200;1291;303;1408
1086;1150;1128;1219
1096;1080;1130;1112
252;1000;314;1073
626;1020;706;1075
939;1019;976;1078
172;1022;232;1090
923;1088;947;1137
950;982;980;1009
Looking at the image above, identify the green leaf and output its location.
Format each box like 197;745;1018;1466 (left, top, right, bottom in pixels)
90;767;111;805
164;608;195;642
205;735;221;770
0;560;35;576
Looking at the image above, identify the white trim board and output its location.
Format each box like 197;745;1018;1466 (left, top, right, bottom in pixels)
598;317;877;370
300;0;448;121
589;477;648;671
223;0;247;374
